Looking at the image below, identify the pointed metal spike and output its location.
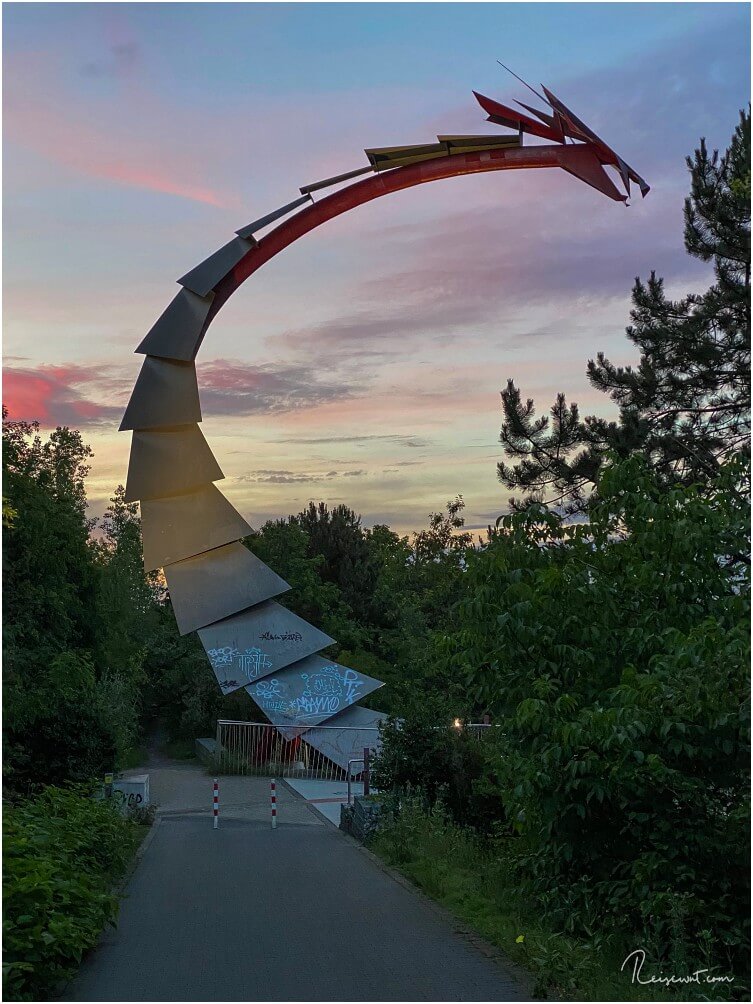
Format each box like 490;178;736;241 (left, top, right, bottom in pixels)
560;147;627;202
615;156;632;197
141;484;253;571
236;194;313;238
119;357;201;432
244;655;384;732
124;425;223;502
198;600;336;689
515;100;555;126
301;704;387;771
473;91;561;142
165;542;291;636
178;236;256;298
136;288;213;362
299;166;373;196
495;60;547;103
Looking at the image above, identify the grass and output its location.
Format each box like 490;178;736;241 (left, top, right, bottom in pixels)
370;797;744;1002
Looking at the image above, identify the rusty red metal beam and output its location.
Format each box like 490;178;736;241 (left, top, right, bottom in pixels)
207;142;618;327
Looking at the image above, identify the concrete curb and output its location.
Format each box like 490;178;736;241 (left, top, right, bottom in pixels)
121;814;162;887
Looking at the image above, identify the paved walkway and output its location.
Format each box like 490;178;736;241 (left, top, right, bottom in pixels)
67;757;530;1002
285;776;367;825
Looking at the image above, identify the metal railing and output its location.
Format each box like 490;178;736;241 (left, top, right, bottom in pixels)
214;720;380;780
461;723;497;739
346;757;365;806
213;720;496;779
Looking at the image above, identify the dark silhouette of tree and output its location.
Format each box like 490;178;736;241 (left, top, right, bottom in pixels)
498;110;750;514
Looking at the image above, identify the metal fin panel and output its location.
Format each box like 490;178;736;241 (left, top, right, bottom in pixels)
299;166;373;196
560;146;627;202
178;236;257;297
198;600;335;691
244;655;384;733
472;91;561;142
141;484;253;571
541;85;650;198
165;542;291;636
436;134;521;149
135;288;214;362
124;425;223;502
301;704;387;771
119;357;201;432
365;142;447;171
235;194;313;239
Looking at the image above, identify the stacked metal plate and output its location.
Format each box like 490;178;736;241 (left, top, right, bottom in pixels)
122;209;385;773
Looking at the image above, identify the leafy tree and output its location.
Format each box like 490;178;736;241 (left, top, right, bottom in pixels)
244;518;367;653
90;487;158;748
294;502;379;624
2;413;111;787
4;785;140;1001
437;454;750;971
2;410;97;667
498;111;750;514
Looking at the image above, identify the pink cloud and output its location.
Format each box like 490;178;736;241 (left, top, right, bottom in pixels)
3;363;124;427
4;53;228;208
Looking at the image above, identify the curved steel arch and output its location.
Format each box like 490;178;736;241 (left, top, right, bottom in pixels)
121;85;649;765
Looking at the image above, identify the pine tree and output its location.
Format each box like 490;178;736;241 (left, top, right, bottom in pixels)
498;110;750;515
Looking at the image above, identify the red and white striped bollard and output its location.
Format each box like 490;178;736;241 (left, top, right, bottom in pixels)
213;777;219;829
270;778;277;829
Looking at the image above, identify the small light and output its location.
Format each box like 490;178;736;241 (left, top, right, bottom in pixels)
453;718;462;729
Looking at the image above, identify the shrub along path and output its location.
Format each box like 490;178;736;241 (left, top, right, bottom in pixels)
67;757;530;1002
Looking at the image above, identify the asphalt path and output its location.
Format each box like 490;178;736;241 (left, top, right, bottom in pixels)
67;763;530;1002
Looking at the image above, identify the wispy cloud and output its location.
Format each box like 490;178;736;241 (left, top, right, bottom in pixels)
272;434;431;448
4;52;229;207
235;467;367;484
3;363;124;426
3;357;362;427
199;359;359;416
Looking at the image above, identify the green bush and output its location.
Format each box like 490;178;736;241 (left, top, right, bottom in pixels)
372;698;502;829
3;785;141;1001
5;697;118;792
372;794;744;1001
435;455;750;980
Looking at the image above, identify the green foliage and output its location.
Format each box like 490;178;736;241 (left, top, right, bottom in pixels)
3;412;97;669
3;785;141;1001
2;413;155;788
499;111;750;514
437;454;750;977
372;699;498;827
372;795;742;1001
244;518;366;652
243;498;474;716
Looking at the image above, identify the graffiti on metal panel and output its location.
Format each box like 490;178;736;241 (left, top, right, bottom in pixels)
251;666;364;721
207;645;273;688
259;630;303;643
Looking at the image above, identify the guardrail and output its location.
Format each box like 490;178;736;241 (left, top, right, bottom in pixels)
214;720;380;780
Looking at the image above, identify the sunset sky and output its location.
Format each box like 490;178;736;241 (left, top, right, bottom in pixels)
3;2;750;535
